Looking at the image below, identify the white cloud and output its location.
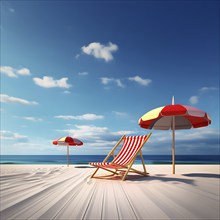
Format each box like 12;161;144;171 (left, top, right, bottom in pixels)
55;113;104;120
17;68;31;76
22;117;43;122
81;42;118;62
100;77;112;85
111;130;134;136
112;111;128;117
100;75;151;88
199;87;218;93
0;66;31;78
33;76;71;89
0;66;16;77
78;72;88;76
0;130;28;142
75;54;80;59
115;79;124;88
67;125;109;140
100;77;125;88
63;90;71;94
128;75;152;86
9;8;15;13
0;94;38;105
189;95;199;104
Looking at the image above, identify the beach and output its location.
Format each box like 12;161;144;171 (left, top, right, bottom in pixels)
0;164;219;220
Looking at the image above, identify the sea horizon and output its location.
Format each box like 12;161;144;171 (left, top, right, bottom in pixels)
1;155;219;165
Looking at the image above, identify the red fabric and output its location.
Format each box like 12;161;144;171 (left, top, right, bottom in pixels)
139;118;155;129
89;162;124;169
161;105;187;116
185;115;210;128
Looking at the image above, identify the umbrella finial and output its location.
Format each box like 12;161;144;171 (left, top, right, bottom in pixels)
172;96;175;105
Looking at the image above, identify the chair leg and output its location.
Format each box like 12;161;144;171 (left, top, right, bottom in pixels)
130;167;148;176
140;151;148;174
122;162;134;181
91;167;99;178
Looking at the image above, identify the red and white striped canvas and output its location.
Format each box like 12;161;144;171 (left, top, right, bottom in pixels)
90;135;147;169
112;135;147;166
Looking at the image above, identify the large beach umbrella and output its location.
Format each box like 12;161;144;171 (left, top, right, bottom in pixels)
138;97;211;174
52;136;83;167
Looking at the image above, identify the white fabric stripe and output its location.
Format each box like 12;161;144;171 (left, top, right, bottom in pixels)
90;162;110;166
113;137;131;164
122;136;144;165
113;136;134;164
113;136;146;166
119;136;139;165
58;137;67;142
121;136;143;165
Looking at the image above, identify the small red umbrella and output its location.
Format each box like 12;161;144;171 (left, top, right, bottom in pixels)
52;136;83;167
139;97;211;174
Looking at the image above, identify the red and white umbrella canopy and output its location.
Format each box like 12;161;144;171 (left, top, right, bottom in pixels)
139;104;211;130
53;136;83;146
52;136;83;167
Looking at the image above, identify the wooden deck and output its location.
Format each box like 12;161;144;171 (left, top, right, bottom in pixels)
0;165;219;220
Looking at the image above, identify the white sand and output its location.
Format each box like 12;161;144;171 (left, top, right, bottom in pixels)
0;164;219;220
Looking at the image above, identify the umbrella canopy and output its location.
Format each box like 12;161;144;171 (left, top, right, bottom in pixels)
139;98;211;174
139;105;211;130
52;136;83;167
53;136;83;146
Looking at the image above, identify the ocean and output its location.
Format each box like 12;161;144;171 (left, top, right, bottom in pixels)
0;155;219;165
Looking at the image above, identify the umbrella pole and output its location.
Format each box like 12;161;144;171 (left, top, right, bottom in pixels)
172;116;175;174
67;145;69;167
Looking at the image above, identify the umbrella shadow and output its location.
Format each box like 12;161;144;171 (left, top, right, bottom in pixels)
92;172;195;185
182;173;220;179
126;174;195;185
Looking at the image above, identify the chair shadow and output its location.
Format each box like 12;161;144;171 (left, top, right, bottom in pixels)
182;173;220;179
74;165;92;168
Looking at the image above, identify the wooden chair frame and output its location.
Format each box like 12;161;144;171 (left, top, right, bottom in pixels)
90;133;152;181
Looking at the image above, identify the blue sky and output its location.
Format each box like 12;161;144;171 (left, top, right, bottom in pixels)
1;0;219;155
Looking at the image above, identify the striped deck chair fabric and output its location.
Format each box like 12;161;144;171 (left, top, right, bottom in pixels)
90;133;152;181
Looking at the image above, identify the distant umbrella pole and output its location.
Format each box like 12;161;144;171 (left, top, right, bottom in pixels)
67;145;69;167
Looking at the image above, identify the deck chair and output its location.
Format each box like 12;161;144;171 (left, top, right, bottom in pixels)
90;133;152;181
